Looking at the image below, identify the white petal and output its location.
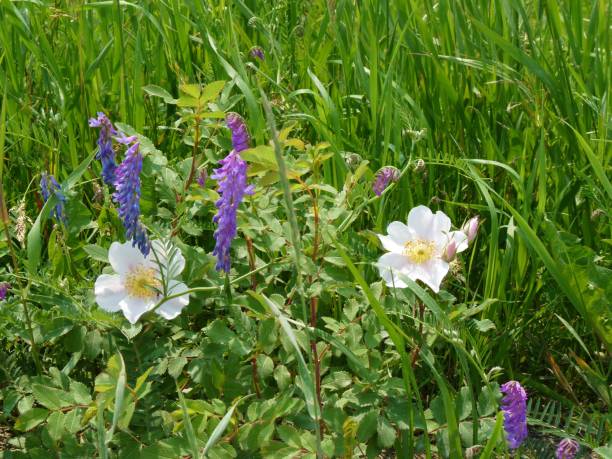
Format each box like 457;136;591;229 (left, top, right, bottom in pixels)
156;281;190;320
411;259;449;293
109;241;148;275
119;297;156;324
431;210;452;235
94;274;126;312
406;205;435;239
377;253;411;288
434;230;469;253
448;231;469;252
150;240;186;276
378;234;404;253
386;221;413;245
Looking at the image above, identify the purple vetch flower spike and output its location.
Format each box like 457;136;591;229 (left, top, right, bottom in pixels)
0;282;10;300
500;380;528;450
211;113;253;272
250;46;265;61
40;172;67;223
556;439;579;459
373;166;400;196
112;136;150;256
89;112;118;185
225;112;250;153
211;151;254;272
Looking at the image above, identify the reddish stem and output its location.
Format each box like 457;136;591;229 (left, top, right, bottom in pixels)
251;356;261;398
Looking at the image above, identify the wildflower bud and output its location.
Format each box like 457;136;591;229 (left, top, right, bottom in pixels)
226;113;250;154
556;438;579;459
0;282;11;301
197;169;208;188
89;112;118;186
443;240;457;262
250;46;265;61
372;166;400;196
591;209;603;221
40;172;67;224
463;216;479;243
344;152;362;169
92;182;104;203
414;158;426;172
14;200;28;244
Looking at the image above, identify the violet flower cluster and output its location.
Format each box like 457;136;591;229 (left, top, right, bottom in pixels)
250;46;265;61
226;112;251;153
40;172;67;223
0;282;10;300
112;134;150;255
212;113;253;272
556;438;579;459
500;380;528;449
89;112;118;185
373;166;400;196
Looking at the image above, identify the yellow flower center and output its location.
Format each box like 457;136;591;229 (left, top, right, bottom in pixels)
124;265;161;299
403;240;436;264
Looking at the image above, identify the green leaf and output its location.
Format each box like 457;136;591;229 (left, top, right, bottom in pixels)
241;145;278;170
176;96;201;108
478;384;500;417
83;244;109;263
455;386;473;422
356;410;378;442
180;83;201;98
143;84;177;104
175;381;201;459
273;365;291;391
250;292;319;421
14;408;49;431
168;356;188;379
200;80;226;103
32;384;73;410
377;417;396;448
107;352;127;443
429;396;446;425
473;319;496;333
202;397;245;455
479;411;504;458
46;411;65;440
207;320;236;344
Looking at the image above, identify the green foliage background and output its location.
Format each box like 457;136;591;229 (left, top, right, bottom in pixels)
0;0;610;457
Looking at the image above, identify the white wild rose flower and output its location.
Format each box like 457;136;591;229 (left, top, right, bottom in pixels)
94;240;190;324
377;205;469;292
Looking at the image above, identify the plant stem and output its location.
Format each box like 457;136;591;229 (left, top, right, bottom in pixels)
0;187;43;374
251;356;261;398
260;88;323;458
185;115;201;190
245;236;257;289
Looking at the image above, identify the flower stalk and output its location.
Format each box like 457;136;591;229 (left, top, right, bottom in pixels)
260;88;323;458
